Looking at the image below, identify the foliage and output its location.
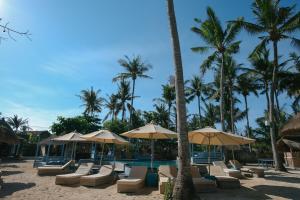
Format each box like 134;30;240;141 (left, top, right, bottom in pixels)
164;179;174;200
6;115;28;133
102;119;128;135
51;115;101;135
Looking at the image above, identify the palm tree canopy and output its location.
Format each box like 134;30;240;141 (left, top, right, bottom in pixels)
113;55;152;81
191;6;241;73
77;87;104;116
231;0;300;53
7;114;28;132
186;75;207;102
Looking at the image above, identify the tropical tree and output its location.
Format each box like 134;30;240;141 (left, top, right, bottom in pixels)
7;115;28;133
166;0;196;199
186;75;207;128
202;102;219;128
113;55;152;126
103;94;119;122
154;84;176;128
191;6;241;131
116;79;132;121
77;87;104;117
232;0;300;171
236;74;259;150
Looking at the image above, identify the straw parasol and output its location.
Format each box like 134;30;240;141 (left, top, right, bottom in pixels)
52;131;86;159
0;118;19;144
189;127;255;174
81;130;129;165
121;123;178;169
281;113;300;137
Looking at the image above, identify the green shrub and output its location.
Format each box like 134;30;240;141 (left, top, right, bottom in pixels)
164;179;174;200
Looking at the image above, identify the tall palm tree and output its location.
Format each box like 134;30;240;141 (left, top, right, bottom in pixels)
154;84;176;128
232;0;300;171
236;74;259;151
202;102;219;128
77;87;104;117
116;79;132;121
166;0;196;199
191;7;241;131
103;94;119;122
113;55;152;126
186;76;206;128
7;115;28;133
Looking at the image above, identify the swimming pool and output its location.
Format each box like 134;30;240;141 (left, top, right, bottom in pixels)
115;160;177;168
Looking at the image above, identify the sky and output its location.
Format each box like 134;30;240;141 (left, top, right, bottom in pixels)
0;0;299;132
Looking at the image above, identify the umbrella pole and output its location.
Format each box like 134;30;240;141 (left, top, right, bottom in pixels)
208;136;211;175
232;148;235;160
100;143;105;166
73;142;77;160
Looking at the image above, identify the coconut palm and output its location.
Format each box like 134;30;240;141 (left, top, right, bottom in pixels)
186;76;207;128
154;84;176;128
116;79;132;121
7;115;28;133
113;55;152;126
191;7;241;131
77;87;104;117
202;102;219;128
166;0;196;198
232;0;300;171
103;94;119;122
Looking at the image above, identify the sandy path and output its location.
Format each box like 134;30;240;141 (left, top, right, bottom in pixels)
1;160;300;200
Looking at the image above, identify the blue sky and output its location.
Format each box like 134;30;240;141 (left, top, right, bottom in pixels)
0;0;298;132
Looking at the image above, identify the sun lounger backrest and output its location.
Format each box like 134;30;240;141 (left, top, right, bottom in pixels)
61;160;74;169
114;162;125;172
99;165;113;176
190;166;201;178
229;160;241;170
129;166;147;180
209;166;226;176
75;162;93;175
158;165;177;178
213;161;228;169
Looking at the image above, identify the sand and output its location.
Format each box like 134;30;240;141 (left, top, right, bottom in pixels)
1;160;300;200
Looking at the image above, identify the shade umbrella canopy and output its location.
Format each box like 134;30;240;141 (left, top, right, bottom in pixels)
189;127;254;145
0;119;19;144
52;131;86;142
121;123;178;139
81;130;129;145
281;113;300;137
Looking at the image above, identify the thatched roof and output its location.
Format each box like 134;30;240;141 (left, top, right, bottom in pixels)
281;113;300;136
277;136;300;151
0;118;19;144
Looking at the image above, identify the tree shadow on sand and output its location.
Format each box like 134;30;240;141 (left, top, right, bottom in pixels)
0;182;36;198
1;170;24;176
252;185;300;199
265;174;300;184
125;187;158;196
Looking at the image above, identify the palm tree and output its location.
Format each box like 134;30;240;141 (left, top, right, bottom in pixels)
7;115;28;133
103;94;119;122
77;87;104;117
202;102;219;127
191;7;241;131
186;76;207;128
166;0;196;199
154;84;176;128
232;0;300;171
236;74;259;151
116;79;132;121
113;55;152;126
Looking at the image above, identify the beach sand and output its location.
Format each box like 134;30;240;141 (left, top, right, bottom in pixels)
1;160;300;200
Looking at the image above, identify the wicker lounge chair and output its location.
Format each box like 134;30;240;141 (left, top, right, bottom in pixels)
191;166;217;193
55;162;94;185
114;162;125;173
213;161;243;179
229;160;264;178
209;166;240;189
158;165;177;194
80;165;114;187
37;160;74;176
117;166;147;193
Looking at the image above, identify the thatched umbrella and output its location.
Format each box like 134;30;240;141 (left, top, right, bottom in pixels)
0;118;19;144
281;113;300;137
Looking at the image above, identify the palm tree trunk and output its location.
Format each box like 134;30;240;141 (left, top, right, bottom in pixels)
229;86;235;134
244;95;251;152
220;53;225;131
168;103;172;128
197;95;202;128
270;41;286;172
122;104;125;121
129;78;136;126
166;0;196;199
265;82;270;113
